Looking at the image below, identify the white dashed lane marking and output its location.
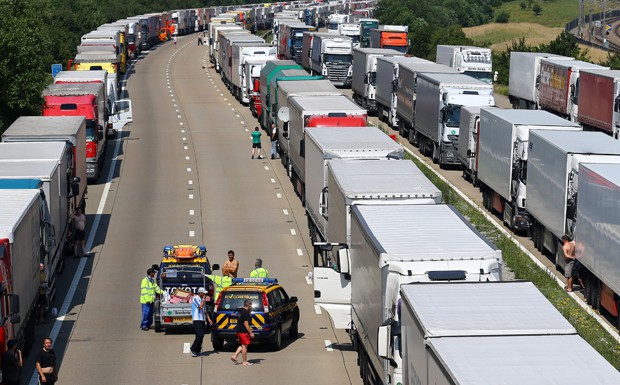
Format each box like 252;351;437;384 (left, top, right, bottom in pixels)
324;340;333;352
297;249;303;256
290;229;296;236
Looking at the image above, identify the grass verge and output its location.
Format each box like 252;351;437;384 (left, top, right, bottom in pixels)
373;120;620;367
493;0;579;28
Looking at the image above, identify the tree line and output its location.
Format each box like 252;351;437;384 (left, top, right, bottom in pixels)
0;0;261;133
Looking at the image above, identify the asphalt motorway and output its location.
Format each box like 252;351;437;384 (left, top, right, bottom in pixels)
21;35;363;385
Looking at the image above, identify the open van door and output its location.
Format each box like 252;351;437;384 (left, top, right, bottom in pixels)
111;99;133;132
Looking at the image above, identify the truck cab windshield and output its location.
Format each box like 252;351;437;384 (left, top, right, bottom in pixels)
85;121;97;141
445;105;461;128
325;54;352;64
464;71;492;85
385;46;407;54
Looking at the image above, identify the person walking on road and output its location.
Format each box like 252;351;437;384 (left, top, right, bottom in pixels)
251;126;263;159
140;268;163;330
270;123;279;159
231;299;255;366
72;208;87;258
2;339;22;385
197;34;203;45
190;287;212;357
250;259;269;278
223;250;239;278
205;272;233;301
35;337;57;384
173;35;177;46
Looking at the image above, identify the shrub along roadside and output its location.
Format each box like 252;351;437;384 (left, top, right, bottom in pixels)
396;152;620;368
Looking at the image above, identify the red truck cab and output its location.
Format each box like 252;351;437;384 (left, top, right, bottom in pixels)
42;83;107;181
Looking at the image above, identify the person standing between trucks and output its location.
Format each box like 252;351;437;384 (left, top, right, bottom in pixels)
231;299;255;365
174;35;177;46
270;123;279;159
72;208;87;258
35;337;57;384
223;250;239;278
140;268;163;330
250;258;269;278
251;126;263;159
2;339;22;385
562;235;585;292
198;34;203;46
190;287;213;357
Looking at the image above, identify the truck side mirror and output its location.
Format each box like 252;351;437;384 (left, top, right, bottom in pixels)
10;295;20;315
10;314;20;324
300;139;305;158
377;324;391;359
337;248;350;275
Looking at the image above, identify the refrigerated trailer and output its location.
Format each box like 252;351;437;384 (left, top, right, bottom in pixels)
577;69;620;139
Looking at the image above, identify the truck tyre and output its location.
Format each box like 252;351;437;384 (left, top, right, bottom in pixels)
289;317;299;339
154;300;162;333
212;335;224;351
398;122;405;138
432;144;440;164
271;325;282;351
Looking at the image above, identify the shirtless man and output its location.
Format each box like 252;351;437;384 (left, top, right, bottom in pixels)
72;208;87;258
222;250;239;278
562;235;585;291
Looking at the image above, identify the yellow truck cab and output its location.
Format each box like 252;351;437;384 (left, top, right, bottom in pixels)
154;245;219;333
211;278;299;351
80;30;127;74
73;51;120;74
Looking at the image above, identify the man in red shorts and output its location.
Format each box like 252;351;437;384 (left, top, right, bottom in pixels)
231;299;254;365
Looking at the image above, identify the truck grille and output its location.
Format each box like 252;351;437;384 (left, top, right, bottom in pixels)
326;63;349;84
448;135;459;150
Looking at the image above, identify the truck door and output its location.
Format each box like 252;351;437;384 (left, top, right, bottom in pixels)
111;99;133;132
313;247;351;329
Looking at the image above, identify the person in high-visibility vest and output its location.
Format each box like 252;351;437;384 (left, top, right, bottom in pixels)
140;268;163;331
205;273;233;301
250;258;269;278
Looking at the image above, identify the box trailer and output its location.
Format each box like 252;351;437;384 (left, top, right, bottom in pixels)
304;127;407;241
230;43;275;104
2;116;87;212
436;45;493;84
457;106;483;185
575;163;620;326
477;109;581;231
314;204;502;385
259;60;303;129
526;130;620;266
351;47;404;113
577;69;620;139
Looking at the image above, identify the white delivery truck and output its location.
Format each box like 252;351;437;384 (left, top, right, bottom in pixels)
309;33;353;87
0;190;50;355
395;62;457;142
351;48;404;113
375;56;431;128
527;130;620;268
285;96;367;201
338;23;361;47
304;127;406;242
232;44;276;104
575;163;620;327
244;56;275;116
508;52;573;109
209;24;243;63
0;142;77;293
314;204;502;385
477;109;581;232
413;73;494;167
216;30;258;73
398;281;620;385
436;45;493;84
2;116;87;213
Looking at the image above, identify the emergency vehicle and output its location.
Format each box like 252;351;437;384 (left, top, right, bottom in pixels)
211;278;299;351
154;245;218;333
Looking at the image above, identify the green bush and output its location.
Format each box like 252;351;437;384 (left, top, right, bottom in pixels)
496;11;511;23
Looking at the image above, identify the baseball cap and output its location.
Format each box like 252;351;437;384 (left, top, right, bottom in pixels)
197;287;208;294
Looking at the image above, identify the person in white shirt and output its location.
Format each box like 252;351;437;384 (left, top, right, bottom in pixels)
72;208;87;258
190;287;212;356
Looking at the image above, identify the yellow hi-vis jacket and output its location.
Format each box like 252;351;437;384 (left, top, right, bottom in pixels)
250;268;269;278
206;274;232;301
140;277;163;304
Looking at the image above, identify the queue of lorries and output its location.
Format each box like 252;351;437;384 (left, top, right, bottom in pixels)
2;1;620;384
212;7;620;385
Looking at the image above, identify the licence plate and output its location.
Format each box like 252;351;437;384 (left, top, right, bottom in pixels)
229;319;237;324
175;317;192;322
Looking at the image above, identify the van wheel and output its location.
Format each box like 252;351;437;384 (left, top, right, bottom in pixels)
154;300;162;332
289;318;299;339
271;325;282;351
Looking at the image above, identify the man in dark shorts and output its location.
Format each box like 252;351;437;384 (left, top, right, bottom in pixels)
231;299;254;366
251;126;263;159
35;337;57;384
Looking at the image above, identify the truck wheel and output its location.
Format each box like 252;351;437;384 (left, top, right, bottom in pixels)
289;318;299;339
377;105;384;122
154;300;162;333
271;325;282;351
591;279;601;311
472;172;478;187
211;335;224;351
432;144;440;164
